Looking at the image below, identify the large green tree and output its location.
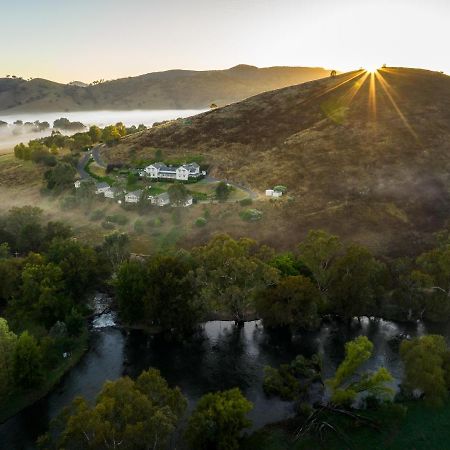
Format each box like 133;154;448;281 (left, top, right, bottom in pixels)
400;334;450;407
298;230;342;292
47;238;100;299
116;255;203;334
13;331;43;388
0;318;17;400
326;336;393;406
256;275;323;330
40;369;187;450
194;234;279;323
44;162;76;192
185;388;253;450
328;245;386;320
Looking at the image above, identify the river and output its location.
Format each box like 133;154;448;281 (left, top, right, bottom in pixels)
1;295;450;449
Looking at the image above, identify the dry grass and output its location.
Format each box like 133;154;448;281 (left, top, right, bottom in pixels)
97;68;450;255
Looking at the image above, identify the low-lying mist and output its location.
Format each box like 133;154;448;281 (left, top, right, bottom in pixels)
0;109;205;153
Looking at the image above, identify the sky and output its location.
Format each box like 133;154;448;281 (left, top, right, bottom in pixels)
1;0;449;83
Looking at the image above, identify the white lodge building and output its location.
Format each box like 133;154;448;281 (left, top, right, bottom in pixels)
143;162;201;181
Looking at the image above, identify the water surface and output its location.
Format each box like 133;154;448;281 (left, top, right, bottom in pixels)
2;307;449;449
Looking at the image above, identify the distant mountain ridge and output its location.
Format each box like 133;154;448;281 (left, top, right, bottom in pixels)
0;65;332;113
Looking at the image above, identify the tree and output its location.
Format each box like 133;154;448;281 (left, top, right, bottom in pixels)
102;125;122;145
13;331;43;388
115;260;148;323
298;230;342;292
400;335;450;407
168;183;189;206
256;275;323;330
415;243;450;321
88;125;102;142
330;70;337;77
0;318;17;400
41;369;187;450
101;232;130;271
194;235;279;323
116;255;203;334
326;336;393;406
44;162;76;192
47;238;100;299
215;181;231;201
5;206;44;253
20;261;70;328
185;388;253;450
328;245;386;320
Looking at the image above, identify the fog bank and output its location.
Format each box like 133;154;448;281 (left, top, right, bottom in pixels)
0;109;205;152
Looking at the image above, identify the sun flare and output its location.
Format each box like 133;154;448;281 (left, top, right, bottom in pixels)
365;63;380;73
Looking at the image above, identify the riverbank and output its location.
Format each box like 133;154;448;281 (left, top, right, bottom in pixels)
0;329;89;424
242;399;450;449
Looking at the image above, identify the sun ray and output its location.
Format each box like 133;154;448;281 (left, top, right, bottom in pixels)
375;71;420;141
368;71;377;121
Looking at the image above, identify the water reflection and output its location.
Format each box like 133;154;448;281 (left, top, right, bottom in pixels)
1;316;448;449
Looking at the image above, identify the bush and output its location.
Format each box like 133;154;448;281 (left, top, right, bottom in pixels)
134;219;145;234
90;209;105;221
195;217;207;227
239;198;253;206
60;195;78;210
239;208;263;222
101;221;115;230
105;214;128;226
274;185;287;193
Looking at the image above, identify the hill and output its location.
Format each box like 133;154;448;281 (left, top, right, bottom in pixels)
0;66;331;113
103;68;450;254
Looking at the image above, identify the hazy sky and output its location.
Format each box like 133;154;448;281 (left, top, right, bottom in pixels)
1;0;449;83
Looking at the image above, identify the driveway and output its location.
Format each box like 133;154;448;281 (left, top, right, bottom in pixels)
77;150;92;179
204;175;259;200
92;145;107;168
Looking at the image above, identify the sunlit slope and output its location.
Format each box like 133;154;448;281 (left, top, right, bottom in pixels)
115;68;450;252
0;65;331;112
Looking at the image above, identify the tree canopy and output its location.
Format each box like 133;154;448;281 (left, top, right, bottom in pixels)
41;369;187;450
185;388;253;450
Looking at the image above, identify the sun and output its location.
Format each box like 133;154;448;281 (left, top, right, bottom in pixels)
365;63;380;73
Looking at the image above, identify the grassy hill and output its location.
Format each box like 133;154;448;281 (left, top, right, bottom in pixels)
103;68;450;254
0;65;331;112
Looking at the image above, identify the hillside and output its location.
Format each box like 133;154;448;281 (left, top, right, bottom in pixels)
0;65;331;113
104;68;450;254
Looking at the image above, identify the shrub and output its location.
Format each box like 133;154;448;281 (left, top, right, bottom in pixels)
239;198;253;206
274;185;287;193
105;214;128;226
60;195;78;210
134;219;145;234
90;209;105;221
240;209;263;222
101;221;115;230
195;217;207;227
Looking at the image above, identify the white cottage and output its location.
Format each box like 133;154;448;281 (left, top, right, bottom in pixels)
125;190;143;203
95;182;110;194
150;192;170;206
104;187;123;199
